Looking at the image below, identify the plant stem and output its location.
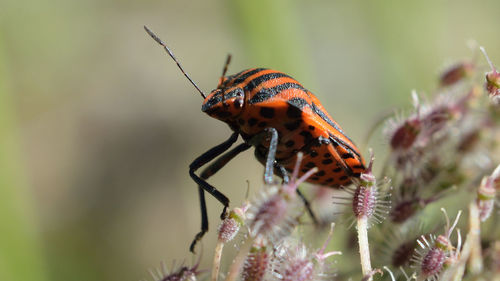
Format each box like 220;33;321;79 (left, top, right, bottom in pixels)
357;216;373;281
212;241;225;281
467;201;483;274
224;236;254;281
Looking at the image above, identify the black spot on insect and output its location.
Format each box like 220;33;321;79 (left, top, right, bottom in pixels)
315;170;325;177
248;118;258;126
324;153;331;158
305;162;315;168
333;167;342;173
352;173;361;178
308;125;315;131
322;159;333;165
238;118;245;125
311;176;320;181
339;175;348;181
284;120;301;131
286;103;303;119
353;165;365;170
342;153;354;159
259;107;275;119
326;178;334;183
285;140;295;147
301;168;309;173
299;131;313;143
310;150;318;157
258;121;267;128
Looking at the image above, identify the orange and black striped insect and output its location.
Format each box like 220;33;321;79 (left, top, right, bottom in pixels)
144;26;366;252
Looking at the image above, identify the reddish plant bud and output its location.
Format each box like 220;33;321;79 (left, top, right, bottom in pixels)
440;62;475;86
242;243;269;281
435;235;451;250
249;192;288;238
480;46;500;103
486;71;500;97
352;186;377;219
282;259;315;281
217;209;244;243
390;119;421;150
420;248;446;277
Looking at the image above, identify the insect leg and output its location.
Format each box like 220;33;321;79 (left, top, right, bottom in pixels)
263;127;279;184
274;162;290;184
189;142;251;253
189;131;239;219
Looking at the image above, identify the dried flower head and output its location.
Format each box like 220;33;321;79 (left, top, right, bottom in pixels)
411;209;462;280
247;153;317;242
334;151;391;227
271;224;340;281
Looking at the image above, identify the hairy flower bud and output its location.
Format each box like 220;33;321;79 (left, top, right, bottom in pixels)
218;208;245;243
242;242;269;281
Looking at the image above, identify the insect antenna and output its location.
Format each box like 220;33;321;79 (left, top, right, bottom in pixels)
219;54;232;85
144;25;206;99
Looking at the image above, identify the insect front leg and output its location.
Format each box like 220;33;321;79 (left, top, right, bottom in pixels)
189;142;251;252
189;132;239;252
247;127;280;184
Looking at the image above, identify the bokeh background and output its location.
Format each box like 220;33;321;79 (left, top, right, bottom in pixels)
1;0;499;280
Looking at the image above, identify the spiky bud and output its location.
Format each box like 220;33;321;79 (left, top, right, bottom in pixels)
247;153;317;241
412;210;461;280
420;247;446;277
350;152;391;224
218;208;245;243
242;242;269;281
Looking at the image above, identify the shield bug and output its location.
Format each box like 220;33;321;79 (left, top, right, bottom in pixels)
144;26;366;252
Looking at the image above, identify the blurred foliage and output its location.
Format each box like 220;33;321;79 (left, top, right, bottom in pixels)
0;36;48;281
1;0;500;280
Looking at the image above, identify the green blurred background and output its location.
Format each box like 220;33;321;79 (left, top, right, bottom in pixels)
1;0;499;280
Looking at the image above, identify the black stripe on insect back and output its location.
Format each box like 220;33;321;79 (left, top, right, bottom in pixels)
244;72;291;93
249;83;305;104
229;68;266;86
329;133;363;161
